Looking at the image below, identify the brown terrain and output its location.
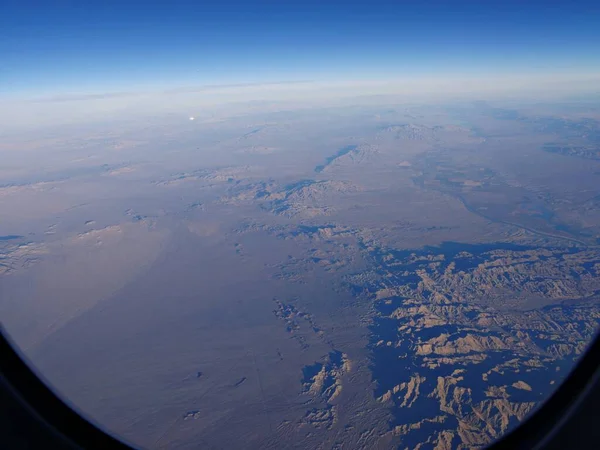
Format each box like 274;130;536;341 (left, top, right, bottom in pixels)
1;100;599;449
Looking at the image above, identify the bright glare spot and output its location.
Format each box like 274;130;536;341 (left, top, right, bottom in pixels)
189;116;195;121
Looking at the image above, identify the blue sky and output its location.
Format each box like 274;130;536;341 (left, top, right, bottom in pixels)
2;0;600;96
